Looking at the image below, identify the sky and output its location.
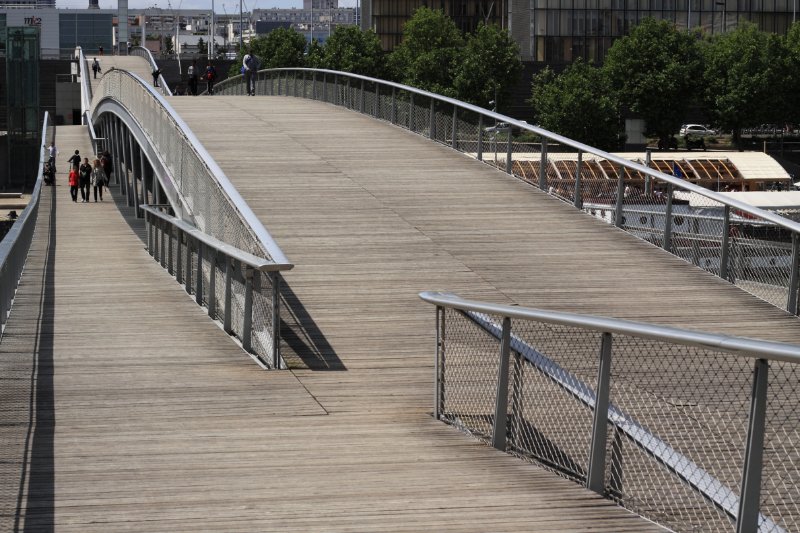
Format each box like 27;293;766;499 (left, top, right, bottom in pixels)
57;0;359;11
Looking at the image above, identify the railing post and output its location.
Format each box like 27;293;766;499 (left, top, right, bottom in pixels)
735;358;769;533
242;267;254;353
323;72;327;101
721;205;732;280
574;151;583;209
224;258;233;333
477;114;484;161
692;217;701;266
184;237;192;295
271;271;281;369
146;211;153;255
208;250;217;318
176;229;183;285
664;183;674;253
409;93;414;130
434;305;444;420
614;165;626;228
159;218;166;268
429;98;436;139
374;83;380;118
587;332;613;495
167;222;173;275
539;139;548;190
491;317;512;451
311;71;316;99
360;79;365;113
644;148;652;196
195;241;203;305
333;74;338;105
391;87;397;124
451;106;458;149
788;233;800;314
505;129;513;174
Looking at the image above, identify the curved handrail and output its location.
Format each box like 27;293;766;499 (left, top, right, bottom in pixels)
420;291;800;363
0;112;51;337
90;69;290;267
130;46;172;96
217;68;800;236
420;290;793;532
76;47;92;120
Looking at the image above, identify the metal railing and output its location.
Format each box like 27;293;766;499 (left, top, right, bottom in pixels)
90;69;291;367
420;291;800;533
76;47;92;120
130;46;171;96
142;205;287;368
0;112;52;338
214;69;800;314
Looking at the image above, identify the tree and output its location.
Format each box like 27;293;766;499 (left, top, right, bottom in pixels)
164;35;174;55
530;60;622;151
197;37;206;57
321;25;385;78
228;28;307;77
306;38;325;69
387;7;464;96
702;22;785;148
603;18;702;147
453;23;522;110
780;22;800;126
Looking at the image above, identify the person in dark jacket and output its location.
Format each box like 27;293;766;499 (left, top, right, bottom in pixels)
78;157;92;203
67;149;81;172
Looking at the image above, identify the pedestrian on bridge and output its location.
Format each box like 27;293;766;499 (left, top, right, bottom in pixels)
101;151;113;184
205;62;217;95
92;57;101;79
152;68;162;88
79;158;92;203
68;167;79;202
67;149;81;172
243;50;259;96
91;158;104;202
45;141;58;166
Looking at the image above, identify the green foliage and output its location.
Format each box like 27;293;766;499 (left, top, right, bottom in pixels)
603;18;702;144
306;39;325;69
164;36;174;55
228;27;307;77
702;22;785;146
388;7;464;97
453;23;522;109
780;22;800;126
196;37;205;56
321;25;385;78
530;60;622;151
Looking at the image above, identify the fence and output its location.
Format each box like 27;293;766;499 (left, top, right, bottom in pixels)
90;69;291;367
142;205;286;368
214;69;800;314
420;290;800;533
0;112;51;339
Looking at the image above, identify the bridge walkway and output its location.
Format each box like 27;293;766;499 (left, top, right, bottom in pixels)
0;123;666;527
87;55;155;92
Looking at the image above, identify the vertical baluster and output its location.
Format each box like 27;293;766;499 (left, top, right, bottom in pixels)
721;205;732;280
614;165;626;228
271;271;281;369
587;332;613;494
574;151;583;209
664;183;674;253
492;317;512;451
539;139;548;190
788;233;800;314
242;267;253;352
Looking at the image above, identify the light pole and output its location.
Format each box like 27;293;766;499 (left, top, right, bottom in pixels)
311;2;314;43
209;0;215;57
239;0;243;49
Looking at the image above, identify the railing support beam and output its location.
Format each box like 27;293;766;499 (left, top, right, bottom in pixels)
736;358;769;533
491;317;512;451
587;332;613;494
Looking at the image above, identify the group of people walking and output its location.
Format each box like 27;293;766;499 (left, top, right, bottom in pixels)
185;60;218;95
63;148;113;203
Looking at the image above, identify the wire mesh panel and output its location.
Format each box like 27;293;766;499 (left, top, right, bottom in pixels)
441;308;502;442
427;293;800;533
507;320;601;483
760;361;800;533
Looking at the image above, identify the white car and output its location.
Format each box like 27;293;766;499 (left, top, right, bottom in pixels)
680;124;716;137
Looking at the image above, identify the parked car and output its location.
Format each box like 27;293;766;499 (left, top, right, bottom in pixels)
679;124;716;137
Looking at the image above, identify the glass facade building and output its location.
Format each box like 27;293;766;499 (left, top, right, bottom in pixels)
58;13;112;53
530;0;797;64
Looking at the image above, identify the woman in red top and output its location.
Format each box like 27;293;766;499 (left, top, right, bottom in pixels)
68;167;79;202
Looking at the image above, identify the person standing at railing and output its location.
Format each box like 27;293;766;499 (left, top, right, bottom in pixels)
45;141;58;166
101;151;113;185
187;60;198;96
152;68;162;88
91;158;104;202
205;62;217;95
242;50;259;96
79;157;92;203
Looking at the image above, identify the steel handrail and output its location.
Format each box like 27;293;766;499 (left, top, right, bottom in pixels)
215;68;800;237
419;291;800;363
0;112;50;335
130;46;172;96
90;69;291;267
141;205;291;272
76;47;92;120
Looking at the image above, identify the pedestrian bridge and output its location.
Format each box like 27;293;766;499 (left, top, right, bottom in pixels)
2;51;800;531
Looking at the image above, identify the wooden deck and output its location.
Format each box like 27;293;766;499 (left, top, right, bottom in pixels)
0;115;671;529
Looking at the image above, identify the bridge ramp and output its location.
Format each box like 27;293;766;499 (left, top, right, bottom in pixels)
87;55;155;91
1;125;664;529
